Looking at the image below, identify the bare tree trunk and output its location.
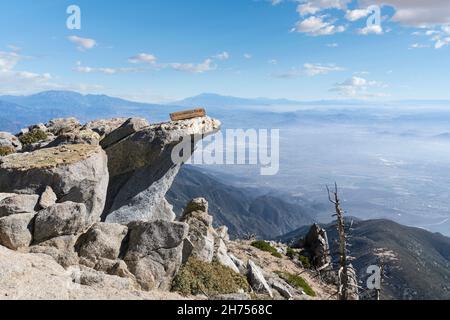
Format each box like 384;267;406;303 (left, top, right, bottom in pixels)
327;183;350;300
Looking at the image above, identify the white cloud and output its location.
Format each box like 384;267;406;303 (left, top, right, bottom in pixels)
67;36;97;51
214;51;230;60
0;49;103;95
73;62;142;75
331;76;386;97
292;15;346;36
345;9;369;21
434;37;450;49
243;53;253;59
303;63;345;76
128;53;217;73
0;51;20;72
409;43;430;49
326;42;339;47
268;59;278;65
363;0;450;27
128;53;157;64
297;3;320;16
169;59;216;73
270;0;283;6
272;62;344;78
297;0;351;11
357;25;383;35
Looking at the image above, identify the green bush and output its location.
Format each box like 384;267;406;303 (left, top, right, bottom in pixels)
286;247;296;259
19;129;48;146
275;271;316;297
251;240;282;258
0;146;15;156
298;255;311;269
172;257;250;296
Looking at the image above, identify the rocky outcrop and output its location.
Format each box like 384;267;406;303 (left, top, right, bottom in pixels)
180;198;240;274
0;245;187;300
103;117;220;224
0;115;262;300
180;198;215;263
301;223;333;271
0;144;109;222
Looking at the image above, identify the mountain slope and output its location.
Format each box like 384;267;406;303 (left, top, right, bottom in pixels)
277;219;450;300
167;166;316;239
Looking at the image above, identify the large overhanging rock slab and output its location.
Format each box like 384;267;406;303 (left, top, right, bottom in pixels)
0;145;109;222
103;116;221;224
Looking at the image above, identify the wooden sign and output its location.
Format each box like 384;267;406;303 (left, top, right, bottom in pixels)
170;108;206;121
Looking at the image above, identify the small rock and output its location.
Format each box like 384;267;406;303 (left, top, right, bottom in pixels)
216;225;230;241
215;239;239;273
83;118;129;137
100;117;149;149
0;213;35;250
247;260;273;298
229;253;247;275
270;281;293;300
77;222;128;263
46;118;81;135
46;129;101;148
39;186;57;209
34;202;88;243
0;194;39;218
0;132;22;150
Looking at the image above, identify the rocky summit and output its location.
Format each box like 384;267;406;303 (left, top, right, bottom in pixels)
0;116;334;300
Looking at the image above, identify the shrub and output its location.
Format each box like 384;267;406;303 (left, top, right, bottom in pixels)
298;255;311;269
172;257;250;296
251;240;282;258
19;129;48;146
286;247;296;259
0;146;15;156
275;271;316;297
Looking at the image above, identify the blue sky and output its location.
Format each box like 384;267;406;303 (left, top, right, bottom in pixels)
0;0;449;102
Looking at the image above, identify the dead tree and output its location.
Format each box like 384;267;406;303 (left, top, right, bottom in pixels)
327;183;357;300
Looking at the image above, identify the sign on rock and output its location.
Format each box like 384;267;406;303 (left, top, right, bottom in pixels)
170;108;206;121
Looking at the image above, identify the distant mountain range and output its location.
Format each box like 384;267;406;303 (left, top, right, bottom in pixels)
172;93;373;108
277;219;450;300
0;90;185;132
174;93;450;108
2;90;450;133
167;166;316;239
